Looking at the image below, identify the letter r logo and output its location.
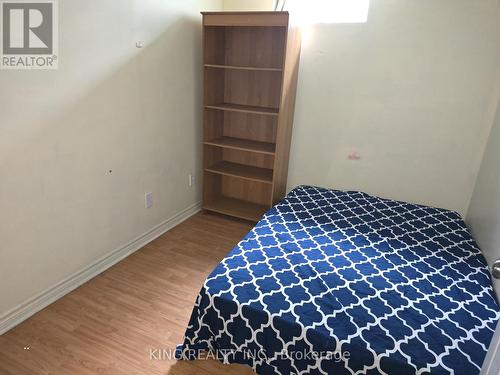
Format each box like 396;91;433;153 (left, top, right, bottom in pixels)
2;1;53;54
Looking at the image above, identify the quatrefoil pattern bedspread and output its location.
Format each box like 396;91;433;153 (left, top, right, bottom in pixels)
179;185;500;374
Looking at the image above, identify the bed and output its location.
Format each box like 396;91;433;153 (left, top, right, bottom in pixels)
178;185;500;374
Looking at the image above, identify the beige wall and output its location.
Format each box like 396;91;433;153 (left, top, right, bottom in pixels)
2;0;500;328
468;100;500;300
222;0;500;215
288;0;500;216
0;0;220;319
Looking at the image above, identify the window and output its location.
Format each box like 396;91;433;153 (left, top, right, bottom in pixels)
280;0;370;24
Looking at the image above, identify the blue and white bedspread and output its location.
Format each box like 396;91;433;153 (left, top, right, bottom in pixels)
179;185;499;375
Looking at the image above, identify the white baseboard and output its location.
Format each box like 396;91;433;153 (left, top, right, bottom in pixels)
0;201;201;335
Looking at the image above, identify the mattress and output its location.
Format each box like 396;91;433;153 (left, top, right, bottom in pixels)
178;185;499;374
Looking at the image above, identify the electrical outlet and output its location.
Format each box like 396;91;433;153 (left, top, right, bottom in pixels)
188;174;194;187
145;192;153;209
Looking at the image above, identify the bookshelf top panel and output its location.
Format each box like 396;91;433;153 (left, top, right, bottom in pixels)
202;12;289;27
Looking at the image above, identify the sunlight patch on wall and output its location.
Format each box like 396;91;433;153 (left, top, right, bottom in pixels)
284;0;370;24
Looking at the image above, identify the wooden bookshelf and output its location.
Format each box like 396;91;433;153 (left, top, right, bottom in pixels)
205;103;279;116
201;11;301;222
203;196;269;222
206;161;273;184
204;136;276;155
205;64;283;72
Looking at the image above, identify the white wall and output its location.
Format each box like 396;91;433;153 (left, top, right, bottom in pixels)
468;100;500;300
288;0;500;216
0;0;220;321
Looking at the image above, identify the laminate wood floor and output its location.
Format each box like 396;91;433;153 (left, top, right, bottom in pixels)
0;213;256;375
